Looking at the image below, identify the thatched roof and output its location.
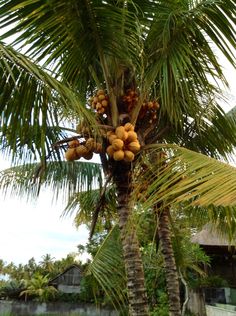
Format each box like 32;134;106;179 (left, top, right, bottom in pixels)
191;224;235;247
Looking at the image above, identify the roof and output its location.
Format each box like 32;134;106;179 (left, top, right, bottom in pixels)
49;264;83;285
191;224;235;247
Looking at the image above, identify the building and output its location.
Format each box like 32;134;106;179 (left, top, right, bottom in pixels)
49;264;82;294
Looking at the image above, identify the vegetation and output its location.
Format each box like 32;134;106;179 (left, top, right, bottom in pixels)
0;0;236;315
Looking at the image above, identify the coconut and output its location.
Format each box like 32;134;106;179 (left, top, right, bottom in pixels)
124;150;135;162
109;134;117;144
115;126;126;140
76;145;89;157
101;99;108;107
96;102;102;110
68;139;80;148
126;131;138;142
106;145;114;157
98;94;105;101
97;89;105;96
94;142;103;154
112;139;124;150
65;148;77;161
93;96;99;103
128;141;141;153
98;107;105;114
83;151;93;160
124;122;135;132
106;130;114;138
113;150;125;161
85;138;95;151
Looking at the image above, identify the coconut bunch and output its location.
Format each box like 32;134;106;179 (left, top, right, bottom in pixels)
65;138;102;161
139;100;160;122
122;89;138;113
89;89;109;115
106;123;141;162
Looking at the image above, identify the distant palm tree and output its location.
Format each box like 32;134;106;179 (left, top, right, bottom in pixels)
0;1;236;315
39;254;55;273
20;273;58;302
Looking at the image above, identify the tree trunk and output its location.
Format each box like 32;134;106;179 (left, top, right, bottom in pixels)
114;162;149;316
158;208;181;316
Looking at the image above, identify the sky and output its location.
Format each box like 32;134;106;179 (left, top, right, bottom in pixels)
0;39;236;267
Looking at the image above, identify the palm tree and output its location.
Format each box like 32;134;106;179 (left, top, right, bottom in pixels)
0;1;236;315
20;273;58;302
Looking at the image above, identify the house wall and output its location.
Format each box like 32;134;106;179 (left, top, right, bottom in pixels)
58;284;81;293
206;305;236;316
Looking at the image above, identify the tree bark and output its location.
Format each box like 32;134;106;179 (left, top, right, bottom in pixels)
114;162;149;316
158;208;181;316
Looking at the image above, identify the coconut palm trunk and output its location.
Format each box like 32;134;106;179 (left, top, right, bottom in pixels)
158;208;181;316
114;162;149;316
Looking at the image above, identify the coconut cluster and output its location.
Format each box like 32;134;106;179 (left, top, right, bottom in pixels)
89;89;109;115
106;123;141;162
139;100;160;123
122;89;138;112
122;89;160;122
65;138;102;161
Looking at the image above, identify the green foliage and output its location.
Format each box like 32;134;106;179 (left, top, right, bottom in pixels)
150;292;169;316
190;274;228;289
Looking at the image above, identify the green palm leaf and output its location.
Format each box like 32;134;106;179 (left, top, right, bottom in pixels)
0;42;98;162
87;225;127;310
0;161;103;200
134;144;236;209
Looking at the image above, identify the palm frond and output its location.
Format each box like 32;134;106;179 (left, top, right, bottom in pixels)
139;0;236;126
63;185;117;236
0;161;103;201
0;42;98;163
0;0;142;91
164;103;236;161
133;144;236;209
87;225;127;311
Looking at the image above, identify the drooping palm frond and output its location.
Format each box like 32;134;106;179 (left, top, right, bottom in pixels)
63;185;117;233
0;160;103;201
0;42;98;163
87;225;127;311
133;144;236;210
0;0;142;91
162;103;236;161
135;0;236;126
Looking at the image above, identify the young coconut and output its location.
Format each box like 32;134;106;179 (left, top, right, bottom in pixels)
124;122;135;132
85;138;95;151
83;151;93;160
76;145;90;157
126;131;138;142
124;150;135;162
68;139;80;148
128;141;141;154
115;126;127;140
94;142;103;154
112;139;124;151
106;145;114;157
109;134;117;144
113;150;125;161
65;148;78;161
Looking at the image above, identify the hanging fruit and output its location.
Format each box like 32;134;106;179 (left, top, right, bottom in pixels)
105;123;140;162
89;89;109;115
122;89;138;113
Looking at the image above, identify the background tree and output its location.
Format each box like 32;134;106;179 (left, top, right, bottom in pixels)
0;1;236;315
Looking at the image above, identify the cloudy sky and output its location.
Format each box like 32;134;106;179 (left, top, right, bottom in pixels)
0;157;91;265
0;42;235;266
